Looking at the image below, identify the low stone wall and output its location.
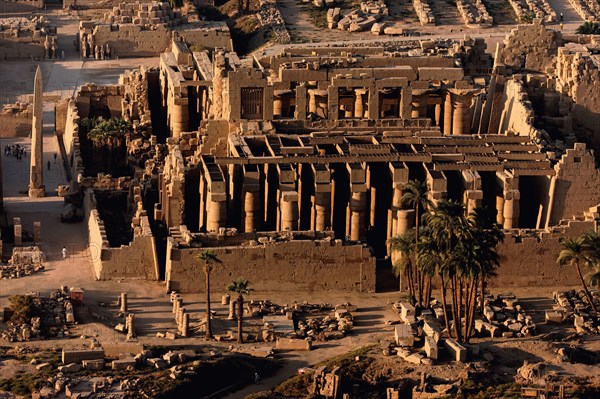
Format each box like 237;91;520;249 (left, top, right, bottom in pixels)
494;218;598;287
0;102;32;137
83;188;159;281
165;229;377;293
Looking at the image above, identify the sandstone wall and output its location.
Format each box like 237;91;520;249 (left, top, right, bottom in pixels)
498;19;562;74
0;37;46;60
550;143;600;224
83;189;159;281
165;236;377;293
0;102;32;137
86;23;232;58
493;219;597;287
497;78;540;138
555;44;600;148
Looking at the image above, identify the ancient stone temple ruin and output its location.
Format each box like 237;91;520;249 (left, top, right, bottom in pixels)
57;19;600;293
0;15;59;60
77;1;232;59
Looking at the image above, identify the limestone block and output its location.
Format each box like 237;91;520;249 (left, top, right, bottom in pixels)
424;336;438;359
444;338;467;362
394;324;414;347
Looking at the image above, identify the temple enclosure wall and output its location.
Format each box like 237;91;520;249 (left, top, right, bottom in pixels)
81;22;232;58
494;219;598;287
164;234;377;293
83;189;159;281
0;102;32;137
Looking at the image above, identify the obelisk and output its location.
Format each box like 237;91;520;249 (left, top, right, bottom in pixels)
29;66;46;197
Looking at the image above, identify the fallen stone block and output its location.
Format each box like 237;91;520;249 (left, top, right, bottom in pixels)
112;358;136;370
424;336;438;360
62;349;104;364
82;359;104;370
276;338;312;351
58;363;81;373
394;323;414;347
444;338;467;362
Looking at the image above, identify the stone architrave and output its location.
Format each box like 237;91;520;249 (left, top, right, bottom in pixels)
29;66;46;198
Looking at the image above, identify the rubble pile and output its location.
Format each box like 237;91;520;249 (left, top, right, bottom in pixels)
455;0;493;28
479;292;537;338
256;0;291;44
413;0;435;25
1;287;76;342
411;373;461;398
296;308;354;341
568;0;600;22
508;0;557;23
386;302;444;365
331;1;388;32
249;300;356;341
548;290;600;334
312;0;335;7
1;246;46;279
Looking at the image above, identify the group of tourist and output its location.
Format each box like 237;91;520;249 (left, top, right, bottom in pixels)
4;144;26;161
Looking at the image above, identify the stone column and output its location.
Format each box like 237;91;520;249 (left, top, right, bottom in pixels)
349;191;367;241
452;94;468;135
434;103;442;126
314;191;331;231
400;86;412;119
503;190;520;229
312;164;331;231
280;191;299;231
308;89;317;115
13;218;22;246
29;66;45;197
295;84;307;120
496;194;505;225
207;198;226;233
273;94;283;117
354;88;366;118
244;190;260;232
243;166;261;232
171;99;189;138
443;91;453;136
411;95;427;119
120;293;128;313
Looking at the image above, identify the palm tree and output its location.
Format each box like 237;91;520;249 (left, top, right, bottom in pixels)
198;250;222;339
227;278;253;343
557;237;598;312
425;199;472;341
582;230;600;290
388;230;416;299
401;179;433;307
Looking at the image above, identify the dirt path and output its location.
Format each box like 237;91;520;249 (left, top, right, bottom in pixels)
430;0;463;26
483;0;518;25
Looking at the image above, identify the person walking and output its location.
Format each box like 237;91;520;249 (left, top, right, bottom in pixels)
254;372;260;384
54;153;58;163
62;247;67;259
47;160;51;171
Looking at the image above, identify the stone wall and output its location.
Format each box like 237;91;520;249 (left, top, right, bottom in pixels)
550;143;600;224
555;42;600;149
497;78;540;138
80;21;232;58
494;218;598;287
0;16;58;60
0;102;32;137
83;188;159;281
164;229;377;293
498;19;562;74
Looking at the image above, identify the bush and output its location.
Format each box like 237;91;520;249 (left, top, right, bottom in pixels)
577;22;600;34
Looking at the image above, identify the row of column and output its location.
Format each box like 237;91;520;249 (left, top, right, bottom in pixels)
197;161;521;237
